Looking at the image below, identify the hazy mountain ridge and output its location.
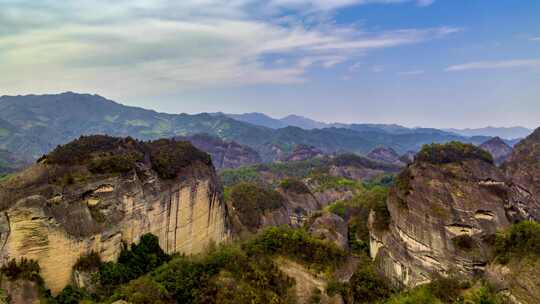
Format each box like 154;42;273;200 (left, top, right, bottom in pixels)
229;112;529;140
0;92;492;162
445;126;533;139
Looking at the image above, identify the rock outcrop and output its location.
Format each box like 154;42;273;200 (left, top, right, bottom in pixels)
369;142;539;288
280;145;325;162
0;136;229;293
480;137;512;165
367;147;404;166
175;134;262;170
504;128;540;203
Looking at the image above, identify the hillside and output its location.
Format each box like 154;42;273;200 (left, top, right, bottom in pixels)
0;93;490;162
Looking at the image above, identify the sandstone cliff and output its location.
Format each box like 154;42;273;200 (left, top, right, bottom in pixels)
367;146;405;166
369;142;539;288
0;136;229;293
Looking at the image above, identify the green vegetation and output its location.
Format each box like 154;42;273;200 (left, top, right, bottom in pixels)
310;173;362;193
280;178;311;194
495;220;540;264
98;234;170;290
149;139;211;179
41;135;212;181
220;166;262;187
0;258;42;283
416;141;494;165
348;256;392;303
228;182;286;230
73;251;102;272
245;226;347;271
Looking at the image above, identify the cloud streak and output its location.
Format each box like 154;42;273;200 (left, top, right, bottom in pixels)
0;0;450;98
445;59;540;71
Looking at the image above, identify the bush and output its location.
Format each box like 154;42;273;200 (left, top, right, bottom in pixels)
54;285;92;304
73;251;102;271
280;178;311;194
229;183;285;230
495;220;540;263
385;286;441;304
416;141;493;165
99;234;170;289
348;258;392;303
0;258;42;282
88;152;143;175
149;139;211;179
112;276;171;304
244;226;347;270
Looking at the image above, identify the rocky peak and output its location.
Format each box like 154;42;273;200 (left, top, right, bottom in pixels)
480;137;512;165
367;146;404;166
175;134;262;170
504;127;540;200
370;141;539;288
398;151;416;165
281;144;325;162
0;135;229;293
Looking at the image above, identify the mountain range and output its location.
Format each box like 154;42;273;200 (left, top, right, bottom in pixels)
227;112;532;140
0;92;513;165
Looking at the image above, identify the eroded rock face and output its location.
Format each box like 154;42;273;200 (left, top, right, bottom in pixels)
0;136;230;293
369;143;539;288
504;128;540;203
480;137;512;165
367;147;405;166
176;134;262;170
280;145;325;162
309;213;349;250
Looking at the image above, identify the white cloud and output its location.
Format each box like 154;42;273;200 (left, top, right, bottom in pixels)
445;59;540;71
529;37;540;42
0;0;449;98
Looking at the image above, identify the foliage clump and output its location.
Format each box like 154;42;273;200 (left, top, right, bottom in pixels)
98;234;170;291
495;220;540;264
40;135;212;180
416;141;493;165
228;182;286;230
279;178;311;194
149;138;211;179
73;251;102;271
0;258;42;283
244;226;347;271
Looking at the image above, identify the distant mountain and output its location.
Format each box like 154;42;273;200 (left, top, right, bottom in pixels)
226;112;288;129
280;115;328;130
445;126;532;140
479;137;513;165
0;92;494;163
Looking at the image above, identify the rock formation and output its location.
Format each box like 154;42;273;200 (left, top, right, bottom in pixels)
280;145;325;162
398;151;416;165
369;141;539;288
0;135;229;293
480;137;512;165
175;134;262;170
367;147;405;166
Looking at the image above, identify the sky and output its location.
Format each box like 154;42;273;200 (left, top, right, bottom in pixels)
1;0;539;128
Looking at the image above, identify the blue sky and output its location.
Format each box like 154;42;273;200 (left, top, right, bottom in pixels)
1;0;539;128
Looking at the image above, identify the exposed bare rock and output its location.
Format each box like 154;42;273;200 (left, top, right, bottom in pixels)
369;142;539;288
280;145;325;162
485;257;540;304
0;278;40;304
367;146;405;166
480;137;512;165
309;213;349;250
175;134;262;170
399;151;417;165
504;128;540;202
0;136;230;293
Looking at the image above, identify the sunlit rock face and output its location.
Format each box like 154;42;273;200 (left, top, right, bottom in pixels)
369;141;540;288
0;136;230;294
479;137;512;165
